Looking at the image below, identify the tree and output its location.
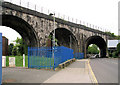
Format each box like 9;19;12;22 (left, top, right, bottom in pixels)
117;43;120;52
87;44;99;54
105;32;120;40
8;43;14;56
46;35;58;47
12;46;17;56
105;32;116;38
117;36;120;40
14;37;28;55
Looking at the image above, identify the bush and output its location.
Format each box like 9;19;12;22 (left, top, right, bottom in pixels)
109;53;112;57
117;43;120;54
112;51;118;58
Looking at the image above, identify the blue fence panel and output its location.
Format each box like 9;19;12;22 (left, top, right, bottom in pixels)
0;33;2;85
74;53;84;59
28;46;74;69
52;46;74;68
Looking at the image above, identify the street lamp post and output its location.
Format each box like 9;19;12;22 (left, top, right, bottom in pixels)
70;35;72;48
53;13;55;47
49;13;55;59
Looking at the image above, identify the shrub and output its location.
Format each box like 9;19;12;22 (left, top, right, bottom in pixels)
112;51;118;58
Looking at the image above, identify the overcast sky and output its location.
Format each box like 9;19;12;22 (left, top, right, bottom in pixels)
0;0;119;44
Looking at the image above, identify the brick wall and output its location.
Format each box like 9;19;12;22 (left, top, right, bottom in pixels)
2;36;8;56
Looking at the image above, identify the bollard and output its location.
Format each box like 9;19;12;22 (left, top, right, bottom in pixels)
2;56;6;67
23;54;25;67
9;57;15;67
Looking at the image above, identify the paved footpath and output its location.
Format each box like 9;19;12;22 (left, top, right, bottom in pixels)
44;59;92;83
2;59;96;83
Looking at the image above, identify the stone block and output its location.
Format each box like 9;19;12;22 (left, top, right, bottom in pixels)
9;57;15;67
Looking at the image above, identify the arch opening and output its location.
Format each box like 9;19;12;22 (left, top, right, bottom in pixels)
86;36;107;58
47;28;78;52
1;14;38;47
87;44;100;58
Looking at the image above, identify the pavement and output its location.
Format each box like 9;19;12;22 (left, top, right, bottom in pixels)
90;58;118;83
44;59;92;83
2;59;96;84
2;67;58;83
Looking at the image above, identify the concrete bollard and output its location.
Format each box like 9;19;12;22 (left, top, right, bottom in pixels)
23;54;25;67
9;57;15;67
2;56;6;67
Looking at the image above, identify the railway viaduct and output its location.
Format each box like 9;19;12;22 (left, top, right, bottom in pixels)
0;2;112;58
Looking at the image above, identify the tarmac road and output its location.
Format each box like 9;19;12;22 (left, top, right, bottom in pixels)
90;58;118;83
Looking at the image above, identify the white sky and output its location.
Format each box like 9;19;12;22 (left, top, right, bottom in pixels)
0;0;119;44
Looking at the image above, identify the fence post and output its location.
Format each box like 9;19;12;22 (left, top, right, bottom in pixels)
35;4;36;11
53;47;55;70
27;2;29;8
28;47;30;68
23;54;25;67
0;33;2;85
20;0;21;6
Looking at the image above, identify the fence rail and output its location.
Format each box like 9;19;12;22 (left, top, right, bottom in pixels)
28;46;74;69
2;0;110;33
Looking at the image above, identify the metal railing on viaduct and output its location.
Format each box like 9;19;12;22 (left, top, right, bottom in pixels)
3;0;110;33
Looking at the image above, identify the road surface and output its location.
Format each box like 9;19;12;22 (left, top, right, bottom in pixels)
90;58;118;83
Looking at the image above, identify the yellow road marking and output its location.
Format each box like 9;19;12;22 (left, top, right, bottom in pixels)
87;59;98;85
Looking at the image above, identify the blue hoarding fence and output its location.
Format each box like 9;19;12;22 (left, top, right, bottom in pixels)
0;33;2;85
28;46;74;69
74;53;84;59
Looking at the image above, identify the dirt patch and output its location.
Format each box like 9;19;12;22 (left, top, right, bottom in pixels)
2;79;16;83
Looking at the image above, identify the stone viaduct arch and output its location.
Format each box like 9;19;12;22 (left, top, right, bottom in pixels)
49;28;78;52
0;2;112;58
85;36;107;58
2;14;39;47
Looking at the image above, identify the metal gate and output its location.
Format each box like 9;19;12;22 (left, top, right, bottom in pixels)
0;33;2;85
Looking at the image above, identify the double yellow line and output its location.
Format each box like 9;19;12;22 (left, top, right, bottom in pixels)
87;59;98;85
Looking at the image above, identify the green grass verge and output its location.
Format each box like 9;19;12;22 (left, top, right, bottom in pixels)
29;56;54;69
6;56;54;68
6;56;28;67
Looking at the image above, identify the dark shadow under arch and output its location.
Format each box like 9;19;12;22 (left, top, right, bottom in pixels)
49;28;78;52
1;14;39;47
86;36;107;58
